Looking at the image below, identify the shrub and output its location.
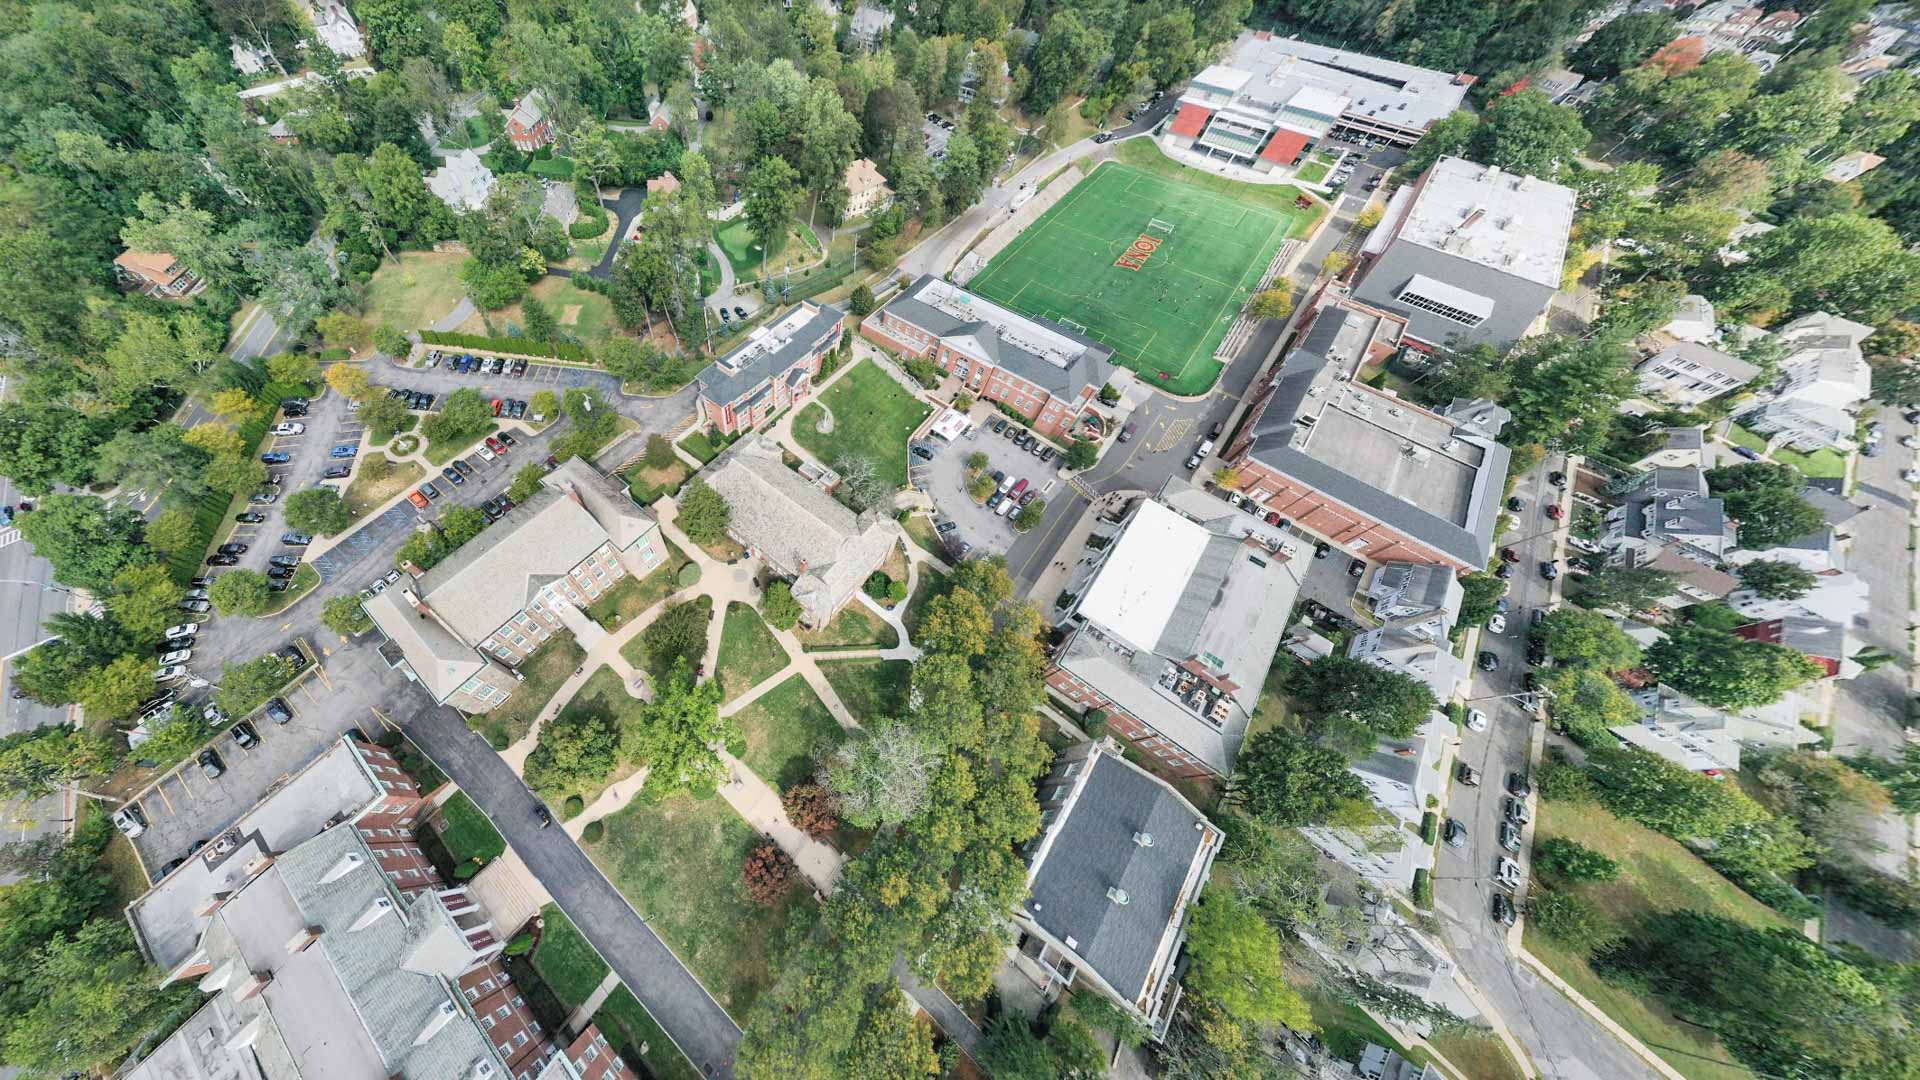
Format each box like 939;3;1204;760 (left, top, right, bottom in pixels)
863;572;894;600
848;284;876;316
1420;811;1439;845
902;355;942;388
582;820;605;843
1527;888;1621;953
677;561;701;588
418;330;594;364
761;580;801;629
887;579;908;604
322;595;374;636
1534;837;1620;883
563;794;585;819
1538;752;1597;802
1082;708;1107;737
569;204;610;238
1411;868;1433;908
489;730;511;750
1065;440;1097;470
640;598;709;678
284;487;353;535
504;932;535;956
742;840;798;905
782;783;840;841
643;434;675;468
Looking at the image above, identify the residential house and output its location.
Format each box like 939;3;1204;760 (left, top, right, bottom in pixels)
127;735;434;972
1048;493;1303;780
1736;311;1875;451
1824;151;1887;183
863;275;1122;441
695;301;846;434
647;171;681;197
301;0;366;58
114;249;208;299
365;459;668;713
1223;299;1511;572
427;149;498;212
1346;561;1468;702
1530;67;1587;103
1613;682;1819;773
1718;220;1777;265
1600;466;1735;568
1358;1042;1440;1080
506;90;555;152
1167;32;1473;161
1630;427;1709;471
230;37;271;76
848;0;895;47
703;436;893;628
843;158;893;219
1303;712;1451;891
1010;738;1222;1040
1659;294;1719;345
1729;567;1870;627
1634;340;1760;407
267;117;300;145
1736;616;1860;680
1350;157;1575;350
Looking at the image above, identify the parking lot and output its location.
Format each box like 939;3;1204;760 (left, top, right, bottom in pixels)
922;112;955;161
920;418;1063;561
124;641;365;874
219;389;359;588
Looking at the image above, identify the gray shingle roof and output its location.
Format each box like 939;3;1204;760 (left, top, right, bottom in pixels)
414;487;609;642
697;302;846;407
879;274;1117;396
1027;748;1211;1003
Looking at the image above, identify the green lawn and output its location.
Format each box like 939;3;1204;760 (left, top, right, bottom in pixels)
791;359;930;486
901;514;944;559
678;427;739;465
471;632;586;748
363;252;473;334
716;602;789;703
343;453;425;517
902;566;947;638
714;216;823;278
1522;797;1788;1080
436;792;506;868
729;674;844;790
594;986;702;1080
1114;137;1327;223
1726;424;1847;479
425;423;497;466
532;904;611;1007
967;156;1315;396
626;460;690;505
582;540;690;630
819;659;912;724
1296;156;1333;185
795;601;898;652
584;791;816;1019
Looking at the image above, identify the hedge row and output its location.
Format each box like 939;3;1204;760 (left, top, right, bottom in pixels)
419;330;594;363
1412;868;1433;908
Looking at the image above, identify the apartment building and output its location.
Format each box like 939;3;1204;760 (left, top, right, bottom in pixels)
1224;300;1511;573
695;301;847;435
843;157;893;218
1736;312;1876;452
863;274;1121;441
366;458;667;714
114;249;208;299
1601;466;1736;569
1346;561;1468;702
1634;340;1761;407
1350;157;1575;350
1011;738;1222;1040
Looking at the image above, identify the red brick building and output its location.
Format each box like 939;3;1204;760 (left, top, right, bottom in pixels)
506;90;554;151
695;301;846;435
862;274;1120;441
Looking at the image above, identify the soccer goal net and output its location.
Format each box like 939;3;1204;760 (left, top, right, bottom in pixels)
1146;217;1177;235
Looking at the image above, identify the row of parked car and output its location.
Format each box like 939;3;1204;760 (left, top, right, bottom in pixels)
986;416;1058;463
428;352;530;377
1442;767;1534;924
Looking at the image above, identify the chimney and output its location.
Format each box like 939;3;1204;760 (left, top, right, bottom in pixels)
403;589;431;618
564;481;583;506
350;896;395;932
1107;887;1130;906
235;970;273;1001
321;851;364;884
1133;831;1154;848
413;1000;461;1047
285;926;323;954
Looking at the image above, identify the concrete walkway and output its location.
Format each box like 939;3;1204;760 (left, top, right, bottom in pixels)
564;969;625;1036
718;748;845;891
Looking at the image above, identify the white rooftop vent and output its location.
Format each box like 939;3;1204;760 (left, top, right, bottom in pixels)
1107;887;1131;906
1133;831;1154;848
350;896;394;932
320;850;363;884
414;1000;461;1046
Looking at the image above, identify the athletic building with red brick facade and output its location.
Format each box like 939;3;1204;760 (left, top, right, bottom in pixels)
862;274;1119;441
696;301;846;435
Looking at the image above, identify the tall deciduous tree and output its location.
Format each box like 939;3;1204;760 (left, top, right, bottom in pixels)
1182;888;1312;1029
1645;623;1825;710
624;661;728;795
15;496;149;591
1226;730;1368;827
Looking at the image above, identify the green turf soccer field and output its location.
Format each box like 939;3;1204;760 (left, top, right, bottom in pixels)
966;161;1311;395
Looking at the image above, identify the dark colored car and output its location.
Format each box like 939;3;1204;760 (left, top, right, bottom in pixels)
269;554;301;567
419;482;440;500
1539;561;1559;580
441;466;464;486
237;511;266;524
261;451;291;464
990;418;1007;434
1492;894;1515;926
324;464;352;479
1507;771;1533;798
197;749;226;779
453;458;475;476
733;306;748;320
248;490;278;504
156;637;194;654
1455;762;1479;786
1347;558;1366;578
264;697;293;724
267;577;290;592
267;565;296;580
1119;422;1137;442
534;805;553;829
1495;562;1515;579
512;359;528;377
1477;651;1500;672
1506;496;1525;512
281;532;312;546
498;431;516;448
1548;471;1567;487
1500;547;1520;563
510;399;527;419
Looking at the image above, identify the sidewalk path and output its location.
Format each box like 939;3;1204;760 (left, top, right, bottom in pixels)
717;749;845;892
564;969;625;1036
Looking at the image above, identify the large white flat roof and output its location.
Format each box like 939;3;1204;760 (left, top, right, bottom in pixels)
1076;500;1212;651
1395;157;1575;289
1212;32;1472;132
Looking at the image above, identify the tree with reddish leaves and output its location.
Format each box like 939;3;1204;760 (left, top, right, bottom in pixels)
742;840;797;906
782;783;840;842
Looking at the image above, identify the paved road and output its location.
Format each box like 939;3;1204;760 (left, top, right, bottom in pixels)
0;476;64;663
1830;407;1917;760
400;695;743;1077
588;187;647;280
1434;455;1659;1080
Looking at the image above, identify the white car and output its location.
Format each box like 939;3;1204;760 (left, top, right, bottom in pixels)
1496;856;1524;890
159;649;192;665
1466;708;1489;732
476;444;497;462
154;664;187;682
1486;614;1507;635
1905;469;1920;484
1904;436;1920;449
164;622;200;639
271;421;305;435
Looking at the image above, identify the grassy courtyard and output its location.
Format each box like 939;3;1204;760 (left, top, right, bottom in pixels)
363;252;474;333
1522;797;1789;1080
585;791;816;1019
582;540;691;630
1726;424;1848;479
795;601;898;651
714;216;823;278
966;155;1314;395
343;453;424;516
471;632;586;748
729;674;844;790
532;905;612;1007
435;792;506;869
791;359;931;486
819;659;912;724
716;602;789;703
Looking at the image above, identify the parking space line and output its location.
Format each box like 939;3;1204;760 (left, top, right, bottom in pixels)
152;786;173;813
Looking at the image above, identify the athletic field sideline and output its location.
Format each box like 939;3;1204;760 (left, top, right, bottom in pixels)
965;160;1314;395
